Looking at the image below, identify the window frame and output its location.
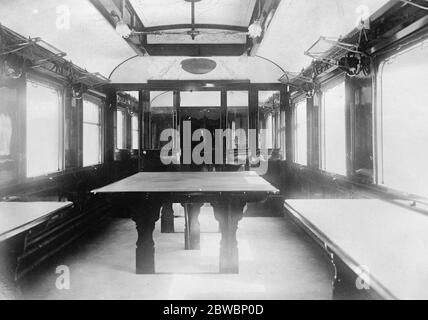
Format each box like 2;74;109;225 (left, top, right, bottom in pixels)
82;93;104;167
293;97;308;166
374;39;428;196
25;74;65;178
115;107;127;151
319;76;347;176
131;113;139;151
258;90;281;151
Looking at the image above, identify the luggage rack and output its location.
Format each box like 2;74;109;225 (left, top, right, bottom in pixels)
304;36;365;66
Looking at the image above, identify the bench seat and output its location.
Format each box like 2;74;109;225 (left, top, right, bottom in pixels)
284;199;428;300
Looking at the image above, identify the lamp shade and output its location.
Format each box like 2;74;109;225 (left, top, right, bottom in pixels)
181;58;217;74
116;21;132;38
248;20;263;38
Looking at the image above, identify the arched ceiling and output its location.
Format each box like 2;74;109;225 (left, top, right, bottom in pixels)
110;56;284;83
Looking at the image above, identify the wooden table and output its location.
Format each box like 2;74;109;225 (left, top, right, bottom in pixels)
284;199;428;300
93;172;279;274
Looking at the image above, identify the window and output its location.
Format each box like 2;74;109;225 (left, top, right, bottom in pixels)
0;88;15;158
115;91;139;152
26;78;62;177
258;91;283;158
377;40;428;196
116;109;125;150
0;87;18;183
83;96;103;166
132;114;139;150
294;99;307;166
320;81;346;175
280;108;286;160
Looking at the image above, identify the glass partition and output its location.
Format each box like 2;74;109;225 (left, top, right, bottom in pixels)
150;91;175;149
180;91;221;107
227;91;248;163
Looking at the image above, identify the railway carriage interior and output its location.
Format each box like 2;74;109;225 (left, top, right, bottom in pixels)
0;0;428;300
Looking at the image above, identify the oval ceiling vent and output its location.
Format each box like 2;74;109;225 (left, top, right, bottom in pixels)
181;58;217;75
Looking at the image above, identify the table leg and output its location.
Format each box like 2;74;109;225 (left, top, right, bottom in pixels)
183;203;203;250
129;198;163;274
161;202;175;233
212;199;246;274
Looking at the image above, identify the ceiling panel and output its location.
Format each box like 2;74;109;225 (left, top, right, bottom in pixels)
129;0;256;27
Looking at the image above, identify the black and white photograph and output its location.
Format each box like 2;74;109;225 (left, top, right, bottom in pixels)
0;0;428;307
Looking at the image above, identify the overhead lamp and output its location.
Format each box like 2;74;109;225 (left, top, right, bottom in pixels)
111;11;132;39
248;20;263;39
116;20;132;39
181;58;217;74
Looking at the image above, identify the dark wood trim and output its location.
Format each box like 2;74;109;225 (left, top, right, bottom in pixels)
142;24;249;33
345;75;352;177
106;80;255;92
143;43;248;56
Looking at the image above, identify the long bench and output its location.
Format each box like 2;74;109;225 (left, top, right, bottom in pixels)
0;202;73;298
284;199;428;300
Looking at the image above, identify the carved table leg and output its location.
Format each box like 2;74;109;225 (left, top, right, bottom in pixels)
212;199;246;274
129;198;163;274
161;202;175;233
183;203;203;250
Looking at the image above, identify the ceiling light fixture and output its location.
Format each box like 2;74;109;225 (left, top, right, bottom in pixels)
248;0;264;39
116;20;132;39
181;58;217;74
248;20;263;39
111;11;132;39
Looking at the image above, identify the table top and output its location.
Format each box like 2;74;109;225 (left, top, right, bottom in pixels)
92;171;279;194
284;199;428;300
0;202;73;241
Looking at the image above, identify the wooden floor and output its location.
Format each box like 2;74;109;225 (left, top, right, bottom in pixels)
16;205;334;300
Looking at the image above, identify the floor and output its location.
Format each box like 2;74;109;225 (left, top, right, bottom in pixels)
17;205;334;300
